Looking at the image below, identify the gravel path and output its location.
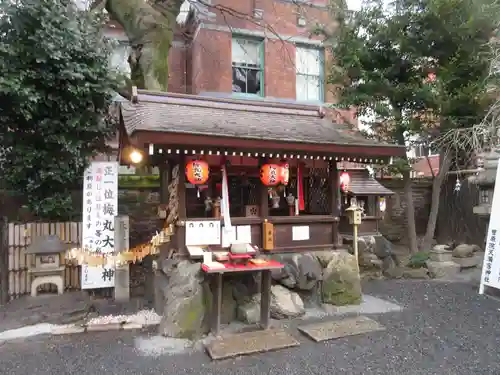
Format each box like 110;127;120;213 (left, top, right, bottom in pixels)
1;280;500;375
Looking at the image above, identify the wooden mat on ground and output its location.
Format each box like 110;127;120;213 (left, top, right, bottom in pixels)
298;316;385;342
205;329;300;360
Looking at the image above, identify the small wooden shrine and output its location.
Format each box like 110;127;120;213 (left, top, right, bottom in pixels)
336;162;395;237
117;90;405;256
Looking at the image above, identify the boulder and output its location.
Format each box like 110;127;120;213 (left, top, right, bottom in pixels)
322;251;362;305
453;244;481;258
315;248;349;268
158;260;208;339
232;273;261;304
383;265;404;279
237;296;261;324
270;285;305;319
373;235;393;259
426;260;461;279
402;267;429;279
359;252;382;269
357;236;376;254
270;253;322;291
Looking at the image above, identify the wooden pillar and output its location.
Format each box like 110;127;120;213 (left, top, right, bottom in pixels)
159;160;171;204
259;158;269;218
329;160;340;247
176;155;187;252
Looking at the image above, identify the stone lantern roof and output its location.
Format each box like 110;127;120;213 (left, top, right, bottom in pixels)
26;235;68;255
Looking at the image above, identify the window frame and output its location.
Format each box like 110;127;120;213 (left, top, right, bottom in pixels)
231;36;265;98
295;44;324;103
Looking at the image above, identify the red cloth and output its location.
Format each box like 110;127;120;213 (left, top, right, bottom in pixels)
297;163;305;211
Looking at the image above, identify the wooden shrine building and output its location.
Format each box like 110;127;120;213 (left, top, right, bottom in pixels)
118;90;405;254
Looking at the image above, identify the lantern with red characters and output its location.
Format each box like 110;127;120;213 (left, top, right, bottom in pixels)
260;164;281;186
185;160;210;185
339;171;350;193
280;163;289;185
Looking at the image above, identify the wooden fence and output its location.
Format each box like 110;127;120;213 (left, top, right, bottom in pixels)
5;221;82;300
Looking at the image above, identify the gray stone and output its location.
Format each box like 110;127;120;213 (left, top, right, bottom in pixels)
429;248;453;262
270;253;322;291
453;244;481;258
359;253;382;269
357;236;376;254
270;285;305;319
426;260;461;279
452;256;480;269
237;296;260;324
383;266;404;279
402;268;429;279
158;260;208;340
373;235;393;259
433;244;451;252
315;249;349;268
232;273;261;304
322;251;362;305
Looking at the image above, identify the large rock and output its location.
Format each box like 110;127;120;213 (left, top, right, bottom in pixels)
270;253;322;290
158;260;208;339
453;244;481;258
322;251;362;305
426;260;461;279
237;295;261;324
270;285;305;319
315;248;349;268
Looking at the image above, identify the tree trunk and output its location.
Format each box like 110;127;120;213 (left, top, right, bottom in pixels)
105;0;185;90
420;151;452;252
402;169;419;254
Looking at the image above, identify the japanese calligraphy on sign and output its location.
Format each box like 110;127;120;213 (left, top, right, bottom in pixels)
81;162;118;290
269;166;277;185
480;163;500;293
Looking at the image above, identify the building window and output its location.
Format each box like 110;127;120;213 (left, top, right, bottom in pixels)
296;46;323;102
232;38;263;96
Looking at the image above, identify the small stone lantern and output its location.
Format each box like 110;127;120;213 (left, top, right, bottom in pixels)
470;150;499;217
26;235;67;297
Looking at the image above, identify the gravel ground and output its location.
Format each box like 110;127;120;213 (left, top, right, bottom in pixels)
1;280;500;375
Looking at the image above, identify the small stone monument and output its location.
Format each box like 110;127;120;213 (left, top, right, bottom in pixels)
26;235;67;297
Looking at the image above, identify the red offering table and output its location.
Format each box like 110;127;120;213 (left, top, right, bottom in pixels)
201;259;284;335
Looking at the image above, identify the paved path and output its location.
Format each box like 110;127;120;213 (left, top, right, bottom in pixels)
1;280;500;375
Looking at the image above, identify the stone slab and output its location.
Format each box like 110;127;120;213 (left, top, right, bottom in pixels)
86;323;122;332
122;323;143;330
297;316;385;342
51;325;85;335
205;329;299;360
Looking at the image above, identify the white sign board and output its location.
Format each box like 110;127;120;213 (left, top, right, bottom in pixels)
81;162;118;289
292;226;310;241
480;162;500;294
185;220;221;246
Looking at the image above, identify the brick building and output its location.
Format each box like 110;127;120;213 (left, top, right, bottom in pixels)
105;0;354;123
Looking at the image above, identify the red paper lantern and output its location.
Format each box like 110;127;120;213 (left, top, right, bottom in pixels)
185;160;210;185
280;163;290;185
339;171;350;192
260;164;281;186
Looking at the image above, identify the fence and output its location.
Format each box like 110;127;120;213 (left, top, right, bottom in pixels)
4;221;82;300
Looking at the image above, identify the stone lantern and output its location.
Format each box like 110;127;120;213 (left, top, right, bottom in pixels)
470;150;500;217
26;235;67;297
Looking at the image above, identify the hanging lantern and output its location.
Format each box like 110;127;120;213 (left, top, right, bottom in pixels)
185;160;210;185
339;171;350;193
260;164;280;186
280;163;290;185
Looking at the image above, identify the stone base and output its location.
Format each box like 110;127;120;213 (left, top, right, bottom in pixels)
31;275;64;297
452;256;480;269
429;249;453;263
426;260;460;279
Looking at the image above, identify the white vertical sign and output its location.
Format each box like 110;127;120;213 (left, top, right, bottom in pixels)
81;161;119;289
479;161;500;294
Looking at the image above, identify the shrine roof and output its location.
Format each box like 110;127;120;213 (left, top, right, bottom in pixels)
119;90;405;159
347;170;395;195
